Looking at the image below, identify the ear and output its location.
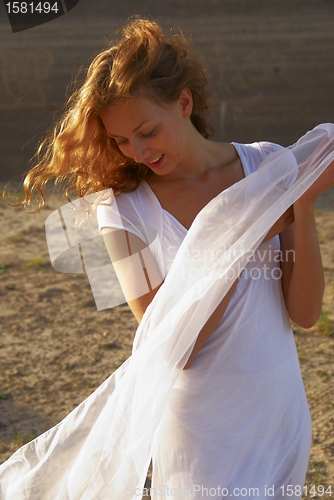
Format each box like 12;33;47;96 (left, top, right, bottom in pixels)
178;88;193;118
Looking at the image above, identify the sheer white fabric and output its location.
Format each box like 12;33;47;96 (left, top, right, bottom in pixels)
1;124;334;500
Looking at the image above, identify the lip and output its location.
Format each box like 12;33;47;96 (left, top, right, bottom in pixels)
147;154;164;168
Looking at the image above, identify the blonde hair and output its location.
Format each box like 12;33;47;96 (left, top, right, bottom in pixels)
9;17;213;210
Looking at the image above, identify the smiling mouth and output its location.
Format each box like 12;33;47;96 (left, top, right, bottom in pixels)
150;155;163;164
147;154;164;167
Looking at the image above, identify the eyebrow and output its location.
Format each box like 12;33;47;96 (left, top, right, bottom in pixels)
109;120;152;138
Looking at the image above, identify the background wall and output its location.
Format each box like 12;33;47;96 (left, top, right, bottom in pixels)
0;0;334;182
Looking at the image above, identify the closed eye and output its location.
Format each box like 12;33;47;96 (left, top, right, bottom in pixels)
141;128;156;139
114;138;128;146
111;127;156;147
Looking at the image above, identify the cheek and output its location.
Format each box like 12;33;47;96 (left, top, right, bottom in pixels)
164;128;181;149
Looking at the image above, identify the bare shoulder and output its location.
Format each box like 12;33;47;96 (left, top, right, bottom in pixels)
209;140;239;162
218;141;240;162
211;141;244;182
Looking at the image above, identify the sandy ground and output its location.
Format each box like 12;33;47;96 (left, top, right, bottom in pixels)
0;187;333;499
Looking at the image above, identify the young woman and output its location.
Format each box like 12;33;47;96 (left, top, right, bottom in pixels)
2;17;334;500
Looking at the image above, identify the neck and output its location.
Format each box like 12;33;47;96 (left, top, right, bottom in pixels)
149;124;229;184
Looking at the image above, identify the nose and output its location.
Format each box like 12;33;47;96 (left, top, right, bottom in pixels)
131;140;147;163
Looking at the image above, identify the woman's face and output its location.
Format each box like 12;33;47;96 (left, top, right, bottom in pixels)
100;89;193;176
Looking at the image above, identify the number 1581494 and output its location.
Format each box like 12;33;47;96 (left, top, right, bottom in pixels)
5;2;60;14
280;484;332;497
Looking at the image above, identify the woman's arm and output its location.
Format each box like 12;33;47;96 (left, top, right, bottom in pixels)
279;202;324;328
101;228;163;322
281;129;334;328
279;154;334;327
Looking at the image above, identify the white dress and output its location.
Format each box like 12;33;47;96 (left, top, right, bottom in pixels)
97;142;312;499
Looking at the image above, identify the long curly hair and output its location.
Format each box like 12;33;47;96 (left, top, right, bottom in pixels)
8;17;213;210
